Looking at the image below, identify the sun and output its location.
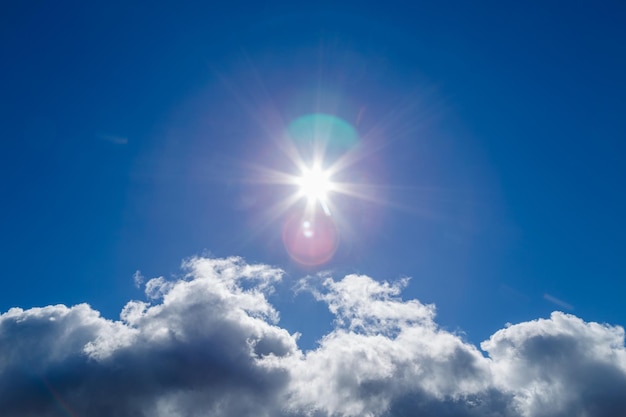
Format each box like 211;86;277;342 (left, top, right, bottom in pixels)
294;165;336;215
297;166;333;202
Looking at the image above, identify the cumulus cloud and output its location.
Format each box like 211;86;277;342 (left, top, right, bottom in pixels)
483;311;626;417
0;256;625;417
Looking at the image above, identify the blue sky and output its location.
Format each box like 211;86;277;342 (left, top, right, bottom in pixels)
1;2;626;416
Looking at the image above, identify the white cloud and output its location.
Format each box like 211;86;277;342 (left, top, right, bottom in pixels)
281;274;499;417
133;270;145;288
482;311;626;417
0;256;625;417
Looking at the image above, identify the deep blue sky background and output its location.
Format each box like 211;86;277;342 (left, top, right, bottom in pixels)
1;1;625;349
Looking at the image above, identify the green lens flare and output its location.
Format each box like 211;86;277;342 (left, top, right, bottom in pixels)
288;113;359;152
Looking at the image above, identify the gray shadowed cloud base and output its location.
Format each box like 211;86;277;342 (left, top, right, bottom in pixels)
1;256;625;417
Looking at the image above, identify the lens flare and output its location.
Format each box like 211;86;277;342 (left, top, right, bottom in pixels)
282;208;338;267
288;113;359;156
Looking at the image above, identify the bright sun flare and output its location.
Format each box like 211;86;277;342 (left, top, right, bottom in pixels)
297;166;333;203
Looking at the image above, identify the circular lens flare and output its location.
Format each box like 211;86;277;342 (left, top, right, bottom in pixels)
282;208;338;267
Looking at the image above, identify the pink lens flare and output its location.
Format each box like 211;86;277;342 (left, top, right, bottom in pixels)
282;207;339;266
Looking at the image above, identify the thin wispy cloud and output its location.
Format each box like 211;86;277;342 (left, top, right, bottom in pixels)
132;270;145;288
544;293;574;310
97;133;129;145
0;256;624;417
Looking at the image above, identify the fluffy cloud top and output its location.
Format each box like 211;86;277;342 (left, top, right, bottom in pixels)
1;256;625;417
